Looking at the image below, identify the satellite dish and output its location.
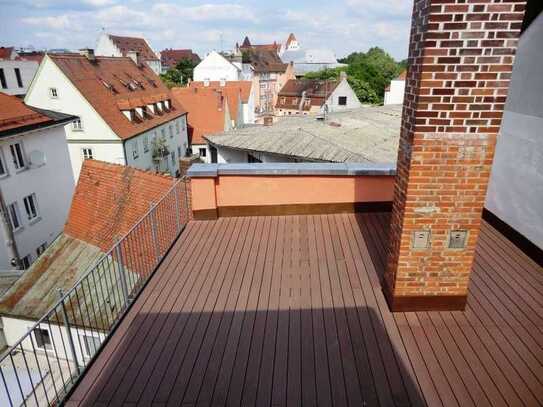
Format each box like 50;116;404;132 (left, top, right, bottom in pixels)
29;150;46;167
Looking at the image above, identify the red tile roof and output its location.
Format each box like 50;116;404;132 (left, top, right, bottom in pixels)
243;49;287;73
240;36;281;53
189;81;252;103
160;49;200;70
64;160;176;252
17;51;45;63
276;79;340;110
0;92;74;136
0;47;14;60
49;54;186;140
109;34;159;61
171;87;227;145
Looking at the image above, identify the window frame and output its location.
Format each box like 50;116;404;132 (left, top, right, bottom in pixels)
169;125;173;139
0;68;6;89
199;147;207;158
14;68;23;88
143;135;150;153
48;87;58;99
338;96;348;106
72;118;83;131
132;140;139;160
36;242;47;257
21;254;32;270
33;327;52;350
0;148;7;178
81;147;93;160
23;193;39;222
9;142;26;171
8;202;22;231
81;334;101;358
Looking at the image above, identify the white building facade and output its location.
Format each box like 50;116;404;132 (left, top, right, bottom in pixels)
193;51;241;82
24;54;188;180
0;116;75;272
0;60;39;96
384;76;406;105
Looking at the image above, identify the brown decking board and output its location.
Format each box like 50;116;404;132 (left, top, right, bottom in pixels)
66;213;543;407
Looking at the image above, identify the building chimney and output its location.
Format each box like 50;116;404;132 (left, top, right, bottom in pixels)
79;48;95;61
127;50;139;65
385;0;527;312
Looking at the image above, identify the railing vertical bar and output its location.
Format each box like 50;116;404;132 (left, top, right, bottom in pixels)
0;365;14;407
67;292;87;365
46;315;68;393
9;353;26;407
83;277;103;355
104;256;120;323
39;318;60;404
19;343;39;406
132;223;146;284
124;234;138;294
174;182;181;233
52;306;74;386
114;242;130;309
72;287;91;364
59;292;81;375
86;275;105;337
96;261;113;329
28;329;50;406
74;281;92;340
150;203;160;263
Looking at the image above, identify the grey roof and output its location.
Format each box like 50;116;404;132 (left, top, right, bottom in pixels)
280;48;347;76
206;105;402;164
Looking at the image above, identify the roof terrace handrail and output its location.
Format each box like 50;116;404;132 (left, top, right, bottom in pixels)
0;176;191;406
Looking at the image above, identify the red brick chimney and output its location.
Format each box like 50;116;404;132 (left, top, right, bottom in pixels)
386;0;527;312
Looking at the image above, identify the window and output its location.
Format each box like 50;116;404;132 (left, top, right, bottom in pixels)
21;255;32;270
49;88;58;98
199;147;207;158
247;154;262;163
171;151;176;166
10;142;25;170
33;328;52;350
8;202;21;230
82;147;93;160
161;128;166;138
36;242;47;257
132;141;139;159
0;149;7;177
175;121;180;135
305;99;311;107
72;118;83;131
292;98;298;106
82;335;101;357
177;146;182;158
0;69;6;89
280;97;286;104
143;135;149;153
169;125;173;139
338;96;347;106
14;68;23;88
23;194;39;221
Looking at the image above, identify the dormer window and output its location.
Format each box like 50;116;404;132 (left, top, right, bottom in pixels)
165;100;170;110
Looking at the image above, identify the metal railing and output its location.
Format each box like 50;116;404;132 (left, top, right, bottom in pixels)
0;177;191;407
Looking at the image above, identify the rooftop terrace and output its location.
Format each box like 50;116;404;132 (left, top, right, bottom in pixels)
66;211;543;406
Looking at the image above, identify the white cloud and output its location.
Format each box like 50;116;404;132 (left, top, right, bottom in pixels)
21;15;74;30
152;3;258;23
346;0;412;16
83;0;116;6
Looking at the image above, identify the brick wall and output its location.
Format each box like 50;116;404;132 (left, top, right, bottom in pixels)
386;0;526;311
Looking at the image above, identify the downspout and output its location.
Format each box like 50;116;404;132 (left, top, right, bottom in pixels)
0;186;21;270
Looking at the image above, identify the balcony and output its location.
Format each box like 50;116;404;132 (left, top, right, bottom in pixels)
56;164;542;407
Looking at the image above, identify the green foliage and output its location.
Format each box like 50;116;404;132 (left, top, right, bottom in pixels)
306;47;405;104
160;58;197;88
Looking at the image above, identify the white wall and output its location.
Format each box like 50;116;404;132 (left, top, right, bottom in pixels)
0;125;75;271
124;115;188;176
486;12;543;250
0;60;39;96
384;79;406;105
2;316;105;364
194;52;240;82
25;56;119;180
326;79;362;112
95;33;121;57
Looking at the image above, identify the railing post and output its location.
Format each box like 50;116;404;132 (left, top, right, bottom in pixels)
114;242;130;306
174;184;181;233
150;203;160;262
183;178;190;220
58;289;81;375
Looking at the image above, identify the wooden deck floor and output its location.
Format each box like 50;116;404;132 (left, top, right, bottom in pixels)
66;213;543;407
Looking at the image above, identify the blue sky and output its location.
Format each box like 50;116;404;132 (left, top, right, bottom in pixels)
0;0;412;60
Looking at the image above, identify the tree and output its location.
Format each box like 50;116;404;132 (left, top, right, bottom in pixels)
160;58;196;88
